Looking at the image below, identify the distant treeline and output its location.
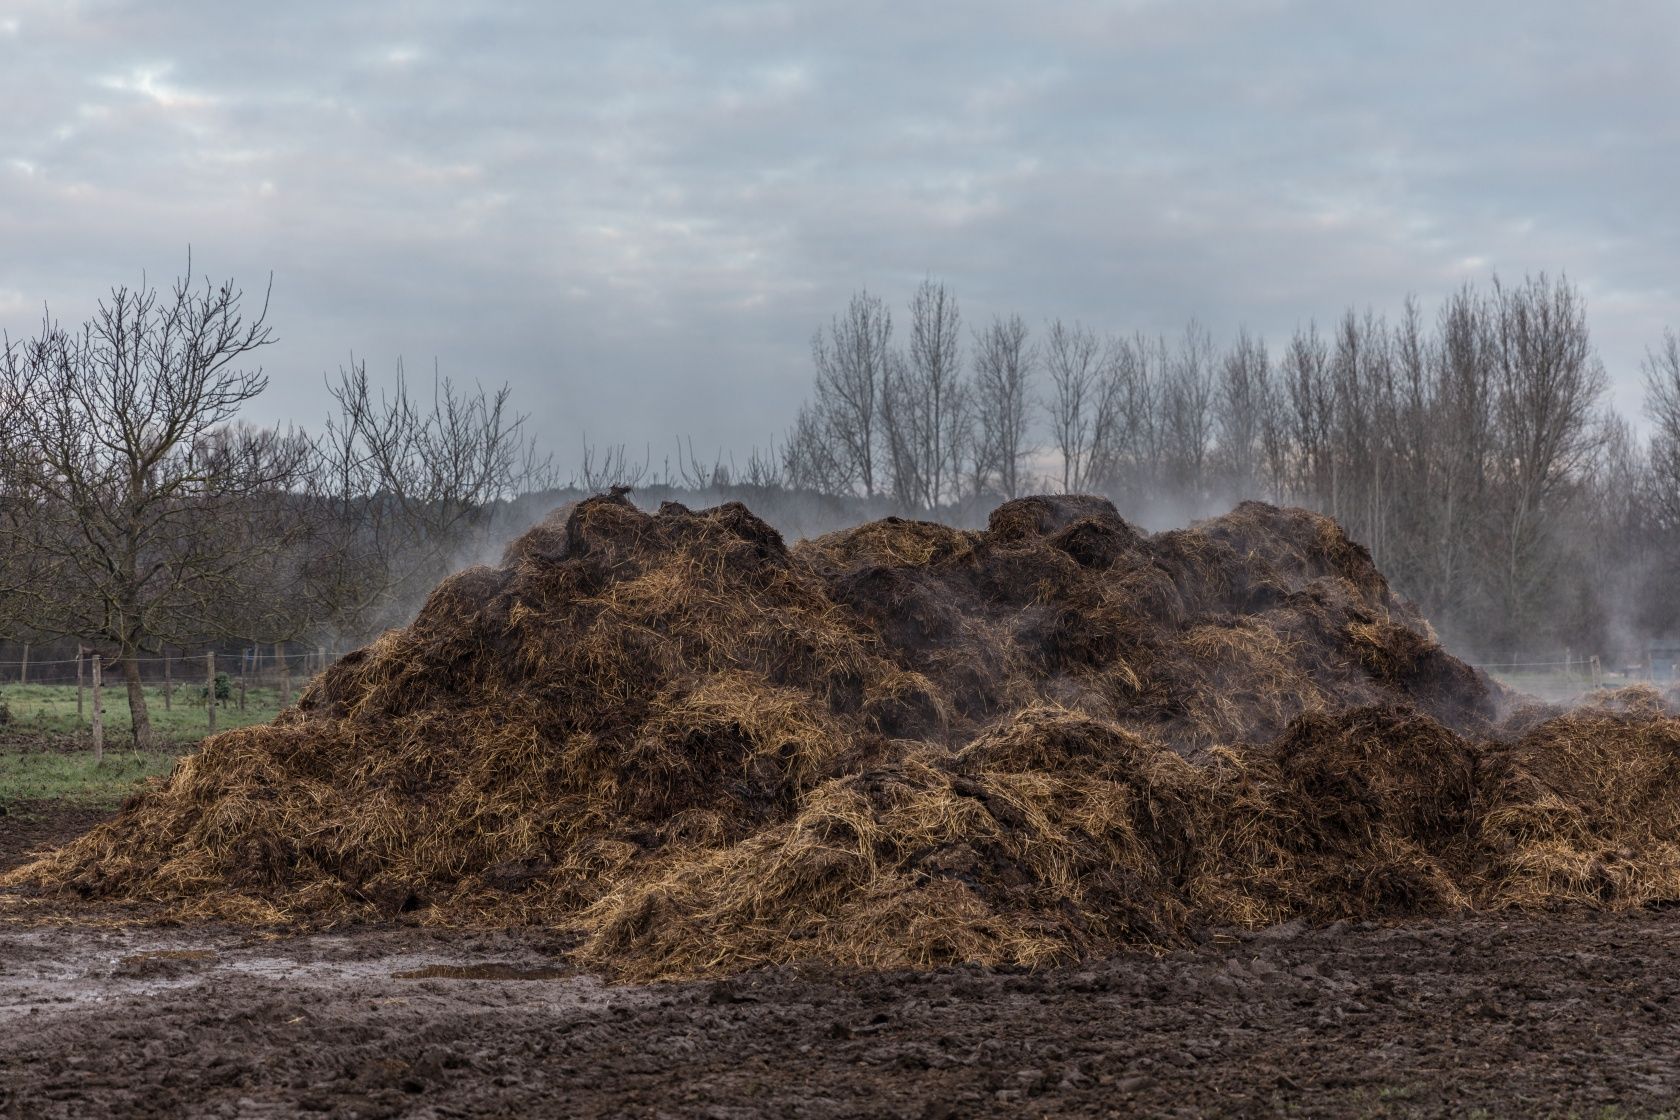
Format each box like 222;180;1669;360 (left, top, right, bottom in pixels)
0;268;563;743
1;265;1675;740
582;273;1679;665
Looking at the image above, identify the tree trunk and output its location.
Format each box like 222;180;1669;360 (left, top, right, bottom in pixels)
123;652;152;747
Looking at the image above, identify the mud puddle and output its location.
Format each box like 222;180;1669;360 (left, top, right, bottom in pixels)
0;925;607;1023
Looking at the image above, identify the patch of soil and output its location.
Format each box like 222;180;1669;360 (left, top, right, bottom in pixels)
0;801;113;873
3;914;1679;1118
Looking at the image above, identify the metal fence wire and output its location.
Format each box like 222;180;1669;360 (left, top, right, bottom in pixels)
0;646;347;758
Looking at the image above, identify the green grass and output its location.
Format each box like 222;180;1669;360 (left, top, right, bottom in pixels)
0;682;287;813
0;748;181;811
0;681;285;744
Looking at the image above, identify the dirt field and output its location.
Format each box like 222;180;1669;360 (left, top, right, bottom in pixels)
5;809;1679;1119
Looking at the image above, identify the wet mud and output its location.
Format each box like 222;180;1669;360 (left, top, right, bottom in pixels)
4;912;1679;1118
0;802;109;875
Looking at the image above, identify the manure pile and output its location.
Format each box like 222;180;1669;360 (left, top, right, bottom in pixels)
9;493;1680;980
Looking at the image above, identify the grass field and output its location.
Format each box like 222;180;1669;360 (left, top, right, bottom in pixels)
0;682;286;812
0;681;285;742
0;748;181;809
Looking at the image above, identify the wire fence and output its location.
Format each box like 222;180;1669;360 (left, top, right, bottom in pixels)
2;645;1665;760
0;645;354;759
0;647;346;683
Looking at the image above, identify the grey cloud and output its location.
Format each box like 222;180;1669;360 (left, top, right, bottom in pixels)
1;0;1675;458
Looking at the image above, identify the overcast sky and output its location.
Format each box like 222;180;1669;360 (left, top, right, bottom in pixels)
2;0;1676;464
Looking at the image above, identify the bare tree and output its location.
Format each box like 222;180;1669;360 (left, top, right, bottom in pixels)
881;280;967;511
1485;273;1607;641
308;358;555;640
1281;322;1332;505
1382;296;1436;593
0;343;49;628
1043;319;1113;493
740;443;785;489
1094;333;1166;510
913;280;966;509
1161;319;1218;508
1643;327;1680;530
1410;285;1494;621
0;267;310;744
1327;308;1395;558
809;290;893;498
972;313;1035;499
782;402;851;496
1214;327;1270;499
572;438;648;491
1256;363;1291;504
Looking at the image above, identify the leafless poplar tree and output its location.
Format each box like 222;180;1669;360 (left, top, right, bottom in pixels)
1214;327;1271;499
1043;319;1115;493
771;273;1658;656
1281;322;1332;505
1161;320;1217;506
809;290;893;499
881;280;967;511
1484;273;1607;639
1381;296;1436;592
971;313;1036;499
1094;333;1166;510
1327;308;1395;559
1643;328;1680;531
1407;286;1495;620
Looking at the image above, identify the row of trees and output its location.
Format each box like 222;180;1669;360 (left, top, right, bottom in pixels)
775;276;1678;659
0;267;552;742
3;264;1676;737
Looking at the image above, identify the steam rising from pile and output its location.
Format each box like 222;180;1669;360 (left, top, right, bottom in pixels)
9;494;1680;980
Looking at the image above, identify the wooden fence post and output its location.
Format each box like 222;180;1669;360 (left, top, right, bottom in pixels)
206;651;217;734
91;654;104;763
276;642;289;708
163;653;172;711
238;673;247;711
19;641;27;686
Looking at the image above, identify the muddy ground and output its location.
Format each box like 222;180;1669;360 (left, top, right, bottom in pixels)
0;801;111;874
4;807;1680;1118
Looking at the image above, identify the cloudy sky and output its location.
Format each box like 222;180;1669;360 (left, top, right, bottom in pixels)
1;0;1676;463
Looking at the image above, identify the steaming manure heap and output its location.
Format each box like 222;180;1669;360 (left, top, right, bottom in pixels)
9;492;1680;980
